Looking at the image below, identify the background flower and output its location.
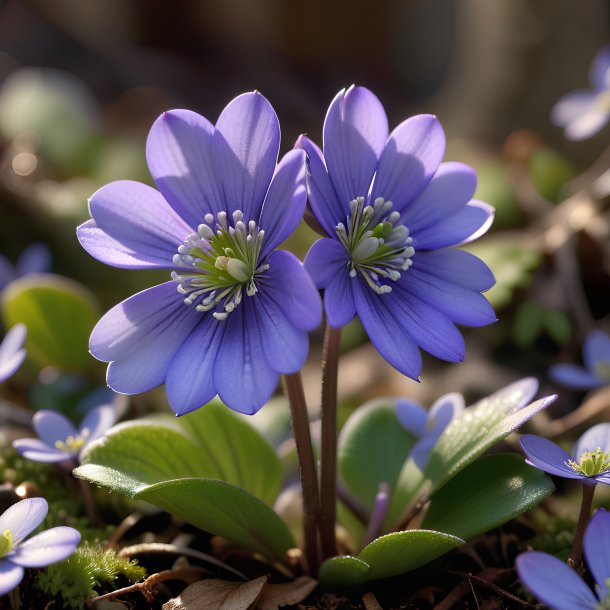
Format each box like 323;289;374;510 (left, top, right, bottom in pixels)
550;330;610;390
551;45;610;140
13;404;116;464
0;243;52;292
516;508;610;610
300;86;495;380
0;497;80;596
0;324;27;383
78;92;321;416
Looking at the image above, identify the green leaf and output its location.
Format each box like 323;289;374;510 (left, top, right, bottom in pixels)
424;378;556;492
339;400;416;511
78;400;282;505
1;275;99;373
135;478;295;561
318;556;370;588
384;458;426;530
422;454;555;540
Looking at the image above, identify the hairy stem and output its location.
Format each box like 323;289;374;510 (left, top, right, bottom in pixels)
320;323;341;559
284;372;320;575
568;483;596;568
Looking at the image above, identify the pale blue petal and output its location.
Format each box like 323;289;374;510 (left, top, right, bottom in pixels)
0;561;23;596
520;435;583;479
572;423;610;459
0;498;47;543
584;508;610;598
10;526;80;567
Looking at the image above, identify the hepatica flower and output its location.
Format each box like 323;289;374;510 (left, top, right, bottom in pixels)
396;392;464;468
551;45;610;141
0;324;26;383
77;92;321;415
521;423;610;485
300;86;495;379
13;404;115;464
517;508;610;610
0;497;80;596
0;243;52;291
550;330;610;390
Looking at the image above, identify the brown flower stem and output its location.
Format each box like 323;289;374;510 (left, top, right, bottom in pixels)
283;372;320;575
320;323;341;559
568;483;596;568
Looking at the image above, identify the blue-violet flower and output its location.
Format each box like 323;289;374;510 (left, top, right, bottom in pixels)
550;330;610;390
0;243;52;292
551;45;610;141
13;404;116;464
77;92;321;415
517;508;610;610
521;423;610;485
0;324;26;383
299;86;496;380
0;497;80;596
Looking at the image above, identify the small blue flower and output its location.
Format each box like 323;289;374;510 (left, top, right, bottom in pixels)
517;508;610;610
0;497;80;596
521;423;610;485
299;85;496;380
0;243;52;291
396;392;464;468
0;324;27;383
551;45;610;140
550;330;610;390
13;404;116;464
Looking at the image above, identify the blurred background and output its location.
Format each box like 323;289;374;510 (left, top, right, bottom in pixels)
0;0;609;423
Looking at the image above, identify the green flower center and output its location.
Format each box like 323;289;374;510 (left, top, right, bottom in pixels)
596;579;610;609
172;210;268;321
566;448;610;477
0;530;13;558
594;361;610;381
336;197;415;295
54;428;90;454
595;90;610;113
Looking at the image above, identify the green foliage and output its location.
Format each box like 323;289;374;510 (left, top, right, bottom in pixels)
527;148;576;203
512;301;571;348
36;544;146;609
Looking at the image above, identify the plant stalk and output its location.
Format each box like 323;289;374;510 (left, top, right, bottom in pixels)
320;323;341;558
284;372;320;575
567;482;596;567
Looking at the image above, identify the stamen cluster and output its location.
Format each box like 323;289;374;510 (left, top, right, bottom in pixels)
336;197;415;294
171;210;268;320
54;428;90;454
566;448;610;477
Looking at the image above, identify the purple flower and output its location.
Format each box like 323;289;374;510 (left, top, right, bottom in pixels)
77;92;321;415
550;330;610;390
521;423;610;485
396;392;464;468
299;86;496;380
0;324;27;383
516;508;610;610
0;243;52;291
13;404;116;464
551;45;610;141
0;497;80;596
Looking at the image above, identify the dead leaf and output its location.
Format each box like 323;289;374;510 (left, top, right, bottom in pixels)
163;576;267;610
256;576;317;610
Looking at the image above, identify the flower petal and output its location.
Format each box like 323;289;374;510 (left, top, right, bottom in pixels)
0;498;48;543
583;330;610;374
304;238;349;289
0;561;23;596
12;438;68;463
324;271;356;328
405;262;497;327
400;162;477;232
572;423;610;459
590;45;610;91
412;249;495;292
371;114;445;214
79;404;116;444
564;106;609;141
516;551;598;610
259;149;307;256
412;201;494;250
16;243;52;276
549;364;603;390
0;324;26;383
146;109;223;227
353;279;422;379
323;86;388;206
584;508;610;598
551;90;598;127
165;313;225;416
428;392;465;436
295;135;344;234
10;526;80;567
213;302;280;415
32;410;78;449
85;180;191;266
262;250;322;332
395;399;427;437
520;435;582;479
213;91;280;220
